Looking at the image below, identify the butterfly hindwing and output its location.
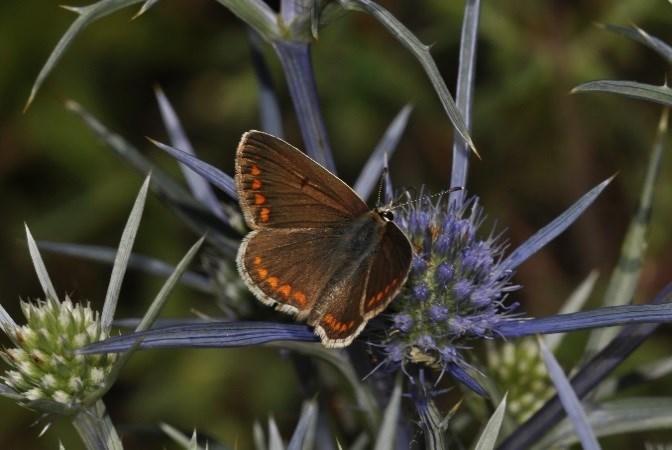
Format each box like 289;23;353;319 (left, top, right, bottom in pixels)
362;222;413;318
235;131;369;230
312;264;370;348
238;227;350;318
310;220;411;347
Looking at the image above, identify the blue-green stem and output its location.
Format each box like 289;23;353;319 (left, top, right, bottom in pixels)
272;40;336;173
450;0;481;205
72;400;123;450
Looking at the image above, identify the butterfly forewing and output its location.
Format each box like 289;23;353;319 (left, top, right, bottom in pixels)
235;131;368;229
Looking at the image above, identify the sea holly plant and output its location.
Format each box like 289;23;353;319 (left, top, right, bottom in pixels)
0;177;205;449
72;8;672;450
12;0;672;449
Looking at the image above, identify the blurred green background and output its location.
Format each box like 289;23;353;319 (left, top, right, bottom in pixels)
1;0;672;448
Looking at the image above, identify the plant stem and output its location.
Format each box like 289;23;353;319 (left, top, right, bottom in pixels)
72;400;124;450
273;40;336;173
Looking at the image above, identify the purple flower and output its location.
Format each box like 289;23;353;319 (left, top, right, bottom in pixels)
385;342;406;363
411;255;428;274
453;279;473;301
393;313;414;332
428;305;449;322
439;345;459;364
383;196;514;372
412;283;431;302
434;233;452;255
435;262;454;287
415;334;436;350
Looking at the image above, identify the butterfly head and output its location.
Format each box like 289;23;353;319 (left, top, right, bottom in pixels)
376;208;395;222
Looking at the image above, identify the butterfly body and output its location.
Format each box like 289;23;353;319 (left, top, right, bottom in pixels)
235;130;412;348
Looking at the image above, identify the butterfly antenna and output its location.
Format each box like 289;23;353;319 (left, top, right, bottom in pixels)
375;157;389;208
390;186;464;210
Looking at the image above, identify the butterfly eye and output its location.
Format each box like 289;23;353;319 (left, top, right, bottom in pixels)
380;210;394;221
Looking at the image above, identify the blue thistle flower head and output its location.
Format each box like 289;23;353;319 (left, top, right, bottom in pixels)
384;194;517;372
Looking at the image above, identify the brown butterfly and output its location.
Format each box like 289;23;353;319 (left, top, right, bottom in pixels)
235;130;412;348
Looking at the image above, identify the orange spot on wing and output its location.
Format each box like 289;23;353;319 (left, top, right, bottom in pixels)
277;284;291;297
251;179;262;189
266;277;278;288
322;313;355;333
368;290;387;308
259;208;270;222
253;256;262;266
254;194;266;205
250;164;261;176
256;268;268;279
293;291;307;306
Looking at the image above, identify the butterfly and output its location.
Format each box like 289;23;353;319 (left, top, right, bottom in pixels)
235;130;412;348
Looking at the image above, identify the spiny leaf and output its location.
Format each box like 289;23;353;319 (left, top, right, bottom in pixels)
134;237;204;332
601;24;672;64
0;304;18;343
38;240;213;294
148;138;238;200
253;421;267;450
268;417;285;450
26;0;145;110
133;0;160;19
572;81;672;107
474;393;507;450
373;376;402;450
80;321;319;354
418;396;446;450
25;224;58;301
0;383;22;401
272;41;336;172
354;105;412;200
154;86;227;221
101;176;150;331
338;0;478;157
65;100;196;206
287;400;317;450
213;0;280;40
269;342;379;432
503;176;613;270
248;29;284;137
538;337;601;450
537;397;672;448
71;400;124;450
160;423;207;450
450;0;481;202
496;301;672;337
585;109;668;359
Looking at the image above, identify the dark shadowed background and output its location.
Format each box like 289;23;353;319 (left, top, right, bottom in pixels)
1;0;671;448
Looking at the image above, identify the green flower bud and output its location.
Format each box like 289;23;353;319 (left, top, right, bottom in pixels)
1;297;116;413
487;338;554;423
